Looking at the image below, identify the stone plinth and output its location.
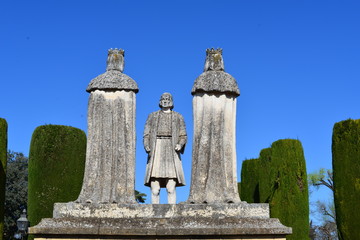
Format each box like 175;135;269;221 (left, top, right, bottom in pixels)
29;203;291;240
53;202;269;218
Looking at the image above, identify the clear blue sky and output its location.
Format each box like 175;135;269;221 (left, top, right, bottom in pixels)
1;0;359;216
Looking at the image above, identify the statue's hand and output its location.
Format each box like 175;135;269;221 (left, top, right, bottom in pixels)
175;144;182;152
145;146;151;153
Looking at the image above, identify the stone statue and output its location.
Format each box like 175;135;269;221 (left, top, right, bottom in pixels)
187;48;241;204
143;93;187;204
76;49;138;204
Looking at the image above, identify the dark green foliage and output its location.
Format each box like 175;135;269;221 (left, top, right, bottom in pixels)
135;190;146;203
332;119;360;240
4;151;28;240
240;158;260;203
269;139;309;240
241;139;309;240
0;119;7;240
258;148;273;203
28;125;86;228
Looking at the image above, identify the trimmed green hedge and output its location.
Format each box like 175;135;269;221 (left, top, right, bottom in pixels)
332;119;360;240
0;119;7;240
269;139;309;240
241;139;309;240
240;158;260;203
258;148;273;203
28;125;86;228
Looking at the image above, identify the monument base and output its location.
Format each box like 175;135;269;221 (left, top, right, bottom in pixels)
29;203;291;240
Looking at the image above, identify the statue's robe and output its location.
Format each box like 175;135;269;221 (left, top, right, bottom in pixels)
76;65;138;204
143;110;187;187
188;69;241;204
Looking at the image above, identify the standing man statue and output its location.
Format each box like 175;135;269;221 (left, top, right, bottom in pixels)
143;93;187;204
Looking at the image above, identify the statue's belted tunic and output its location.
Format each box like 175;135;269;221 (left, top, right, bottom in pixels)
144;110;187;187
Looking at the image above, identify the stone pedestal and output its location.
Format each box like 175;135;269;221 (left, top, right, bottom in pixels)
29;203;291;240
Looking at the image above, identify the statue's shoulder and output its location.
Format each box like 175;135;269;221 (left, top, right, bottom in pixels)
172;111;184;119
149;110;161;118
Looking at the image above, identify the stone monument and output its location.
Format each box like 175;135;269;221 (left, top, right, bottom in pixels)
188;48;240;204
29;48;292;240
76;48;138;204
143;92;187;204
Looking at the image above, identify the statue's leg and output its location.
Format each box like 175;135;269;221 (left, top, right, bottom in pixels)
150;179;160;204
166;179;176;204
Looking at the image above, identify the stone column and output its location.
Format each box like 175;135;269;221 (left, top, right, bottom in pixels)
76;49;139;204
188;48;241;204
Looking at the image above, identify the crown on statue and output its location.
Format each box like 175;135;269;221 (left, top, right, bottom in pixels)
106;48;125;72
206;48;223;55
108;48;125;56
204;48;225;72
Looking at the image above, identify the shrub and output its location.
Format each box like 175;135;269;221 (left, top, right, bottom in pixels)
332;119;360;240
0;118;7;240
240;158;260;203
28;125;86;228
269;139;309;240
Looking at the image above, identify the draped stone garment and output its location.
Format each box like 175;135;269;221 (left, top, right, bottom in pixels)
76;90;137;204
188;93;240;203
144;111;187;188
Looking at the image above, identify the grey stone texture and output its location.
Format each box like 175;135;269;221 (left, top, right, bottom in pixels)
30;216;291;236
143;97;187;188
192;48;240;96
76;49;138;204
30;203;291;238
86;49;138;93
188;48;241;204
53;202;270;219
143;93;187;204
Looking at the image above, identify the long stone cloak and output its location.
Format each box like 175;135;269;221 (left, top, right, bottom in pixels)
143;110;187;187
76;50;139;204
188;51;241;204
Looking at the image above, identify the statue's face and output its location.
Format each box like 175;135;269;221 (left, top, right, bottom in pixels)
160;94;173;109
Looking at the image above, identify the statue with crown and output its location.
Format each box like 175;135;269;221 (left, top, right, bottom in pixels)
29;48;292;240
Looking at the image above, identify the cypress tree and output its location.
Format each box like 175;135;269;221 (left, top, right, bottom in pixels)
332;119;360;240
28;125;86;228
0;119;7;240
258;148;273;203
240;158;260;203
269;139;309;240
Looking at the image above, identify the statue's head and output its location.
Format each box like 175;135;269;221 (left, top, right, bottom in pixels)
106;48;125;72
159;92;174;110
204;48;224;72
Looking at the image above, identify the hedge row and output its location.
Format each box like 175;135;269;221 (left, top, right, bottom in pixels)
241;139;309;240
332;119;360;240
240;158;259;203
0;118;7;240
28;125;86;228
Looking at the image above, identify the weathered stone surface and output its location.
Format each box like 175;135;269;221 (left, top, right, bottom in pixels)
191;48;239;96
192;71;240;96
34;237;286;240
144;93;187;204
86;70;139;93
53;203;270;219
188;49;240;204
76;49;138;204
86;48;139;93
30;216;291;236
